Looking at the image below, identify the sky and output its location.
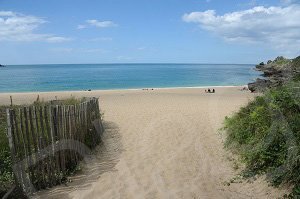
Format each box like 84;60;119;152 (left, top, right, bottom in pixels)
0;0;300;64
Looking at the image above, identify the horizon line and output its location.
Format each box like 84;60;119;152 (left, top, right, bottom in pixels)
5;62;256;66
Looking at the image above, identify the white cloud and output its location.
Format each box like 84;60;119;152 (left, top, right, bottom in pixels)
0;11;16;17
46;36;72;43
77;24;86;29
0;11;71;42
137;47;146;51
182;5;300;56
86;20;117;28
78;19;117;29
0;11;46;41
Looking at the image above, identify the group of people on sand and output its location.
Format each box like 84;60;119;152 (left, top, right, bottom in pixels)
241;87;249;91
205;88;215;93
142;88;154;91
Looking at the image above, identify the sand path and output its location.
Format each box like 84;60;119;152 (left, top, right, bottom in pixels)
5;87;286;198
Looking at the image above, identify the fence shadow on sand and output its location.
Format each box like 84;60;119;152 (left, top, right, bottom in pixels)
36;121;123;199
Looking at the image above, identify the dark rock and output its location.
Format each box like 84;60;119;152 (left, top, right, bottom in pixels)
248;56;298;92
248;78;272;92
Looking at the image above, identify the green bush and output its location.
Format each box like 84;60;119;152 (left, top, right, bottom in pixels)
0;107;9;152
0;106;13;197
273;56;292;66
292;56;300;68
292;56;300;81
224;82;300;196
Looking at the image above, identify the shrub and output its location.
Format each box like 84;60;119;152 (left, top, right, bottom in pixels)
224;81;300;196
0;106;13;197
292;56;300;81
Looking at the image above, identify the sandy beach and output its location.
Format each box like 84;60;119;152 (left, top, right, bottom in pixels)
0;87;287;198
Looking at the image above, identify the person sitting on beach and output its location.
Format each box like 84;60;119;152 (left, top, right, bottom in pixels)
212;89;215;93
205;89;207;93
208;88;211;93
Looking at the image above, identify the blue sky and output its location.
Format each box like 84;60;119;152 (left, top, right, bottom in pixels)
0;0;299;64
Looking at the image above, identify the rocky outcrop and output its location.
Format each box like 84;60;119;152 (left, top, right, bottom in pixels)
248;56;300;92
248;78;272;92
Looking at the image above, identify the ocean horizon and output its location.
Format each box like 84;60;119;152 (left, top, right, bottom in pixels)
1;63;260;93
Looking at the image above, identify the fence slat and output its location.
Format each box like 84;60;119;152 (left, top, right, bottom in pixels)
51;106;60;184
69;106;77;165
19;108;32;193
39;106;51;188
23;107;34;191
54;106;62;184
12;109;25;191
28;107;40;189
73;105;79;163
34;107;46;188
32;107;43;189
44;106;54;187
59;106;66;177
6;109;20;189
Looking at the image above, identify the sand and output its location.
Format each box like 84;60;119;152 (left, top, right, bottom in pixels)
0;87;288;198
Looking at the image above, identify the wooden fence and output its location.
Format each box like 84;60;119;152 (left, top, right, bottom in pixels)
6;98;104;195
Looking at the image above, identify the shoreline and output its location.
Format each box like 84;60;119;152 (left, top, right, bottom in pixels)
0;85;251;106
0;85;248;95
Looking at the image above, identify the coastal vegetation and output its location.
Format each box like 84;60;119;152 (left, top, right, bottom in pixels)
0;106;14;197
224;56;300;198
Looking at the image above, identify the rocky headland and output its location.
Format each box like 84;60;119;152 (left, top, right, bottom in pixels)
248;56;300;92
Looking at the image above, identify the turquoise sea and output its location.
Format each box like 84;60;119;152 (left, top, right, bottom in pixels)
0;64;260;92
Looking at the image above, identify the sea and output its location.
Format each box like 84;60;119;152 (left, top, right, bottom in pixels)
0;64;260;92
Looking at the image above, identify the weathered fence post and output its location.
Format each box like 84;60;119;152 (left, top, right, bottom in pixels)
10;96;13;107
5;97;103;194
6;109;18;189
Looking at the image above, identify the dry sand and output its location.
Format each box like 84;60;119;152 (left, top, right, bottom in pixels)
0;87;287;198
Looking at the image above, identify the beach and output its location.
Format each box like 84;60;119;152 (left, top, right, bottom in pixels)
0;86;287;198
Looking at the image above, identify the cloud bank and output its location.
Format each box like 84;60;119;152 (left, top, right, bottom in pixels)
183;5;300;55
0;11;70;42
